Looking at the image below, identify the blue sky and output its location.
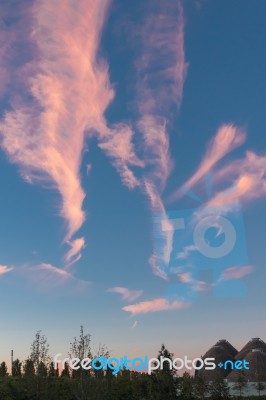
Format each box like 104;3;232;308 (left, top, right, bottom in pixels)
0;0;266;367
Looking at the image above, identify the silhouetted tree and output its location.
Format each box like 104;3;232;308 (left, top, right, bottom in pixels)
29;330;50;370
210;373;230;400
177;372;194;399
37;360;47;376
48;361;59;377
155;344;175;376
233;370;247;399
61;362;71;378
194;375;209;399
23;359;35;376
0;361;8;377
12;358;22;377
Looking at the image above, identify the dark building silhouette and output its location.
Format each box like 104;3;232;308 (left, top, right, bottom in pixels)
196;337;266;383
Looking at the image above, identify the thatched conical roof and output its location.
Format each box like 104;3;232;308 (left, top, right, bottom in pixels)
200;345;235;381
227;348;266;383
236;338;266;360
214;339;238;358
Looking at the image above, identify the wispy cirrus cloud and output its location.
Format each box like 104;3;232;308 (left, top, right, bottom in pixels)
221;265;255;280
17;263;90;291
137;0;186;190
0;0;114;265
208;151;266;209
65;237;86;267
98;123;144;189
107;287;143;302
0;265;13;275
168;124;246;203
123;297;191;315
134;1;187;278
132;321;138;329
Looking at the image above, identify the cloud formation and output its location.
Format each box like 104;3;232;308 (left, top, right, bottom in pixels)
221;265;255;280
169;124;246;202
123;297;191;315
107;287;143;302
0;0;113;263
0;265;13;275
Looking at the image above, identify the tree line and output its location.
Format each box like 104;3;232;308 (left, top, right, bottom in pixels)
0;327;265;400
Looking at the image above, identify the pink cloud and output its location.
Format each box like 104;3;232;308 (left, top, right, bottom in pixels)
222;265;255;280
107;287;143;302
136;1;187;194
209;152;266;208
18;263;90;291
178;272;192;284
168;124;246;202
65;237;85;267
98;124;144;189
0;0;113;263
144;181;174;280
123;297;191;315
0;265;13;275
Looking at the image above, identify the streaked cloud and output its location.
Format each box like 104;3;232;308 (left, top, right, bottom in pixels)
0;0;113;263
209;152;266;209
168;124;246;202
65;237;85;267
123;297;191;315
178;272;193;284
98;124;144;189
107;286;143;302
0;265;13;275
18;262;90;291
221;265;255;280
132;321;138;329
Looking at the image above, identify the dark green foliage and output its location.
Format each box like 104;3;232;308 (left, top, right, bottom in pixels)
0;361;8;377
61;362;70;378
210;373;231;400
37;361;47;377
12;359;22;377
29;330;50;371
48;362;59;377
23;359;35;376
194;375;209;399
177;372;194;400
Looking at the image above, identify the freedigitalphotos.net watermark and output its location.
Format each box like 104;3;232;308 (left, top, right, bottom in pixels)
53;354;250;375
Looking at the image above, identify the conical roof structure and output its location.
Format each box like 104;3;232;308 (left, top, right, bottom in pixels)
236;338;266;360
200;345;235;381
227;348;266;382
214;339;238;358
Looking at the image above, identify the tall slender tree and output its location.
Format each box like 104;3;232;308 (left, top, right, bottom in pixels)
0;361;8;377
12;358;22;377
29;330;50;370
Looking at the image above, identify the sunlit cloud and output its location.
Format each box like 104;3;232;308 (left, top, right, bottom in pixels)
178;272;193;284
123;297;191;315
107;287;143;302
0;0;113;263
209;152;266;209
168;124;246;203
18;263;90;291
0;265;13;275
221;265;255;280
98;123;144;189
65;237;85;267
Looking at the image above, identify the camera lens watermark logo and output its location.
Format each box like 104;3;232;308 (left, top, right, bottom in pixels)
152;177;249;302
